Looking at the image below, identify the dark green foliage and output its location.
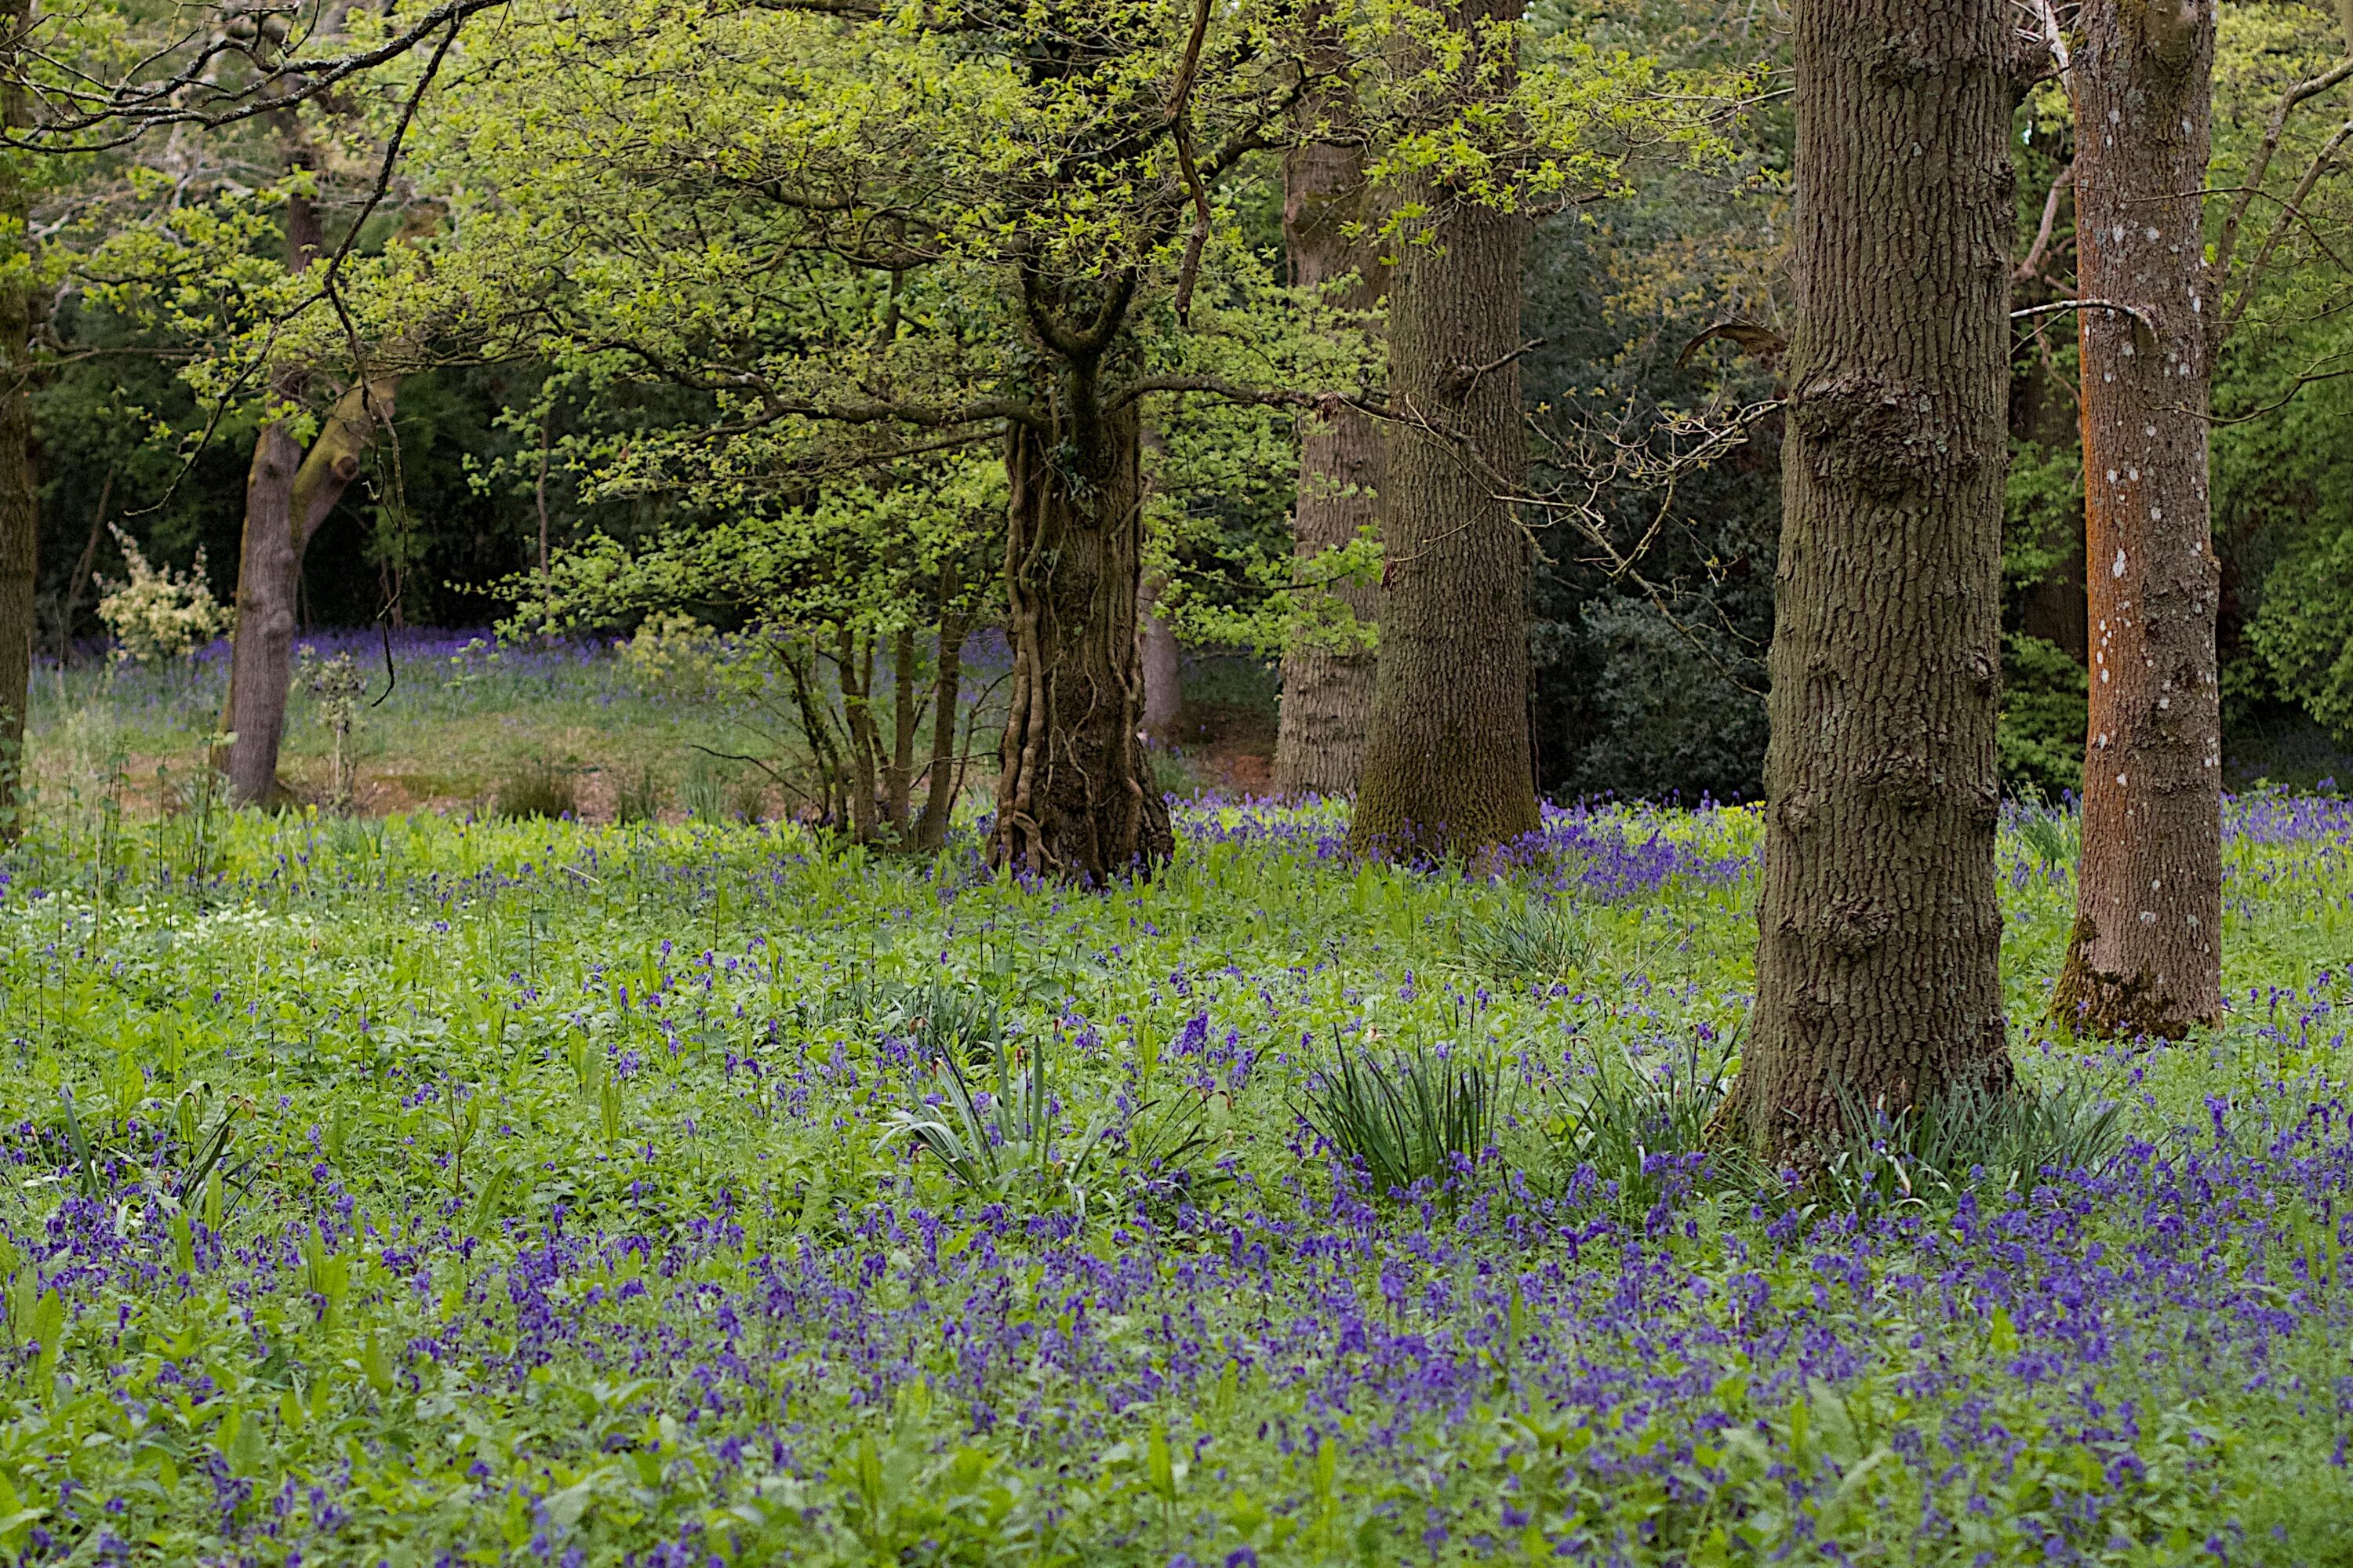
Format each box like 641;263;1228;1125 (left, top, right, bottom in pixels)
1520;209;1779;804
32;312;566;646
1998;632;2088;799
1302;1040;1500;1199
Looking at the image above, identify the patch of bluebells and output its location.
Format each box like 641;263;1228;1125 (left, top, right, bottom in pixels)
8;1100;2352;1561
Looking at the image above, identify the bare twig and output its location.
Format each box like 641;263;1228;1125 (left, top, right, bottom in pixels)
2010;297;2158;333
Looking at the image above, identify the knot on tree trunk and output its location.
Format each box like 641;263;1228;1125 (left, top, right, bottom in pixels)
2137;0;2204;68
1791;375;1981;498
1822;897;1893;955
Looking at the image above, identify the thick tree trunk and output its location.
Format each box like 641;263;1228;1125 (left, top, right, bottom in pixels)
1347;0;1538;859
222;379;396;805
0;0;35;841
993;400;1174;881
1720;0;2014;1158
2049;0;2221;1039
1273;105;1382;798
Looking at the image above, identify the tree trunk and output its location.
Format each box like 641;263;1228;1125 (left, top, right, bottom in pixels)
993;399;1173;880
221;379;396;805
0;0;36;841
916;599;966;851
2049;1;2221;1039
885;623;918;835
1348;0;1538;859
1719;0;2014;1158
57;471;115;666
837;625;880;842
1274;118;1383;799
1136;572;1182;746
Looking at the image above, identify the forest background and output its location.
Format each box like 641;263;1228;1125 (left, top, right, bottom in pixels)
16;0;2353;810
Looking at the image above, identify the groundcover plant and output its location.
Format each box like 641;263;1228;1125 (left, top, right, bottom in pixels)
3;791;2352;1565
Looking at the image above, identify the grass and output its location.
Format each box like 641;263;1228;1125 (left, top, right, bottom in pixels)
2;645;2352;1563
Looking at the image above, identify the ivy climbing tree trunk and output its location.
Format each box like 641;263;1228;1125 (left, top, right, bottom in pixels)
2049;0;2222;1039
1273;58;1381;799
993;391;1174;881
0;0;36;840
222;378;397;806
1347;0;1538;858
1719;0;2014;1158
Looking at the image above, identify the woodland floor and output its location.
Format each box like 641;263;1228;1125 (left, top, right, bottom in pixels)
3;637;2352;1564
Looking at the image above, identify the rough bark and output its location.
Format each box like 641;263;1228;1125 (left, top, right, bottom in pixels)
221;378;396;805
1347;0;1539;859
0;0;35;839
2049;0;2222;1039
1720;0;2015;1157
993;399;1174;881
1273;81;1382;798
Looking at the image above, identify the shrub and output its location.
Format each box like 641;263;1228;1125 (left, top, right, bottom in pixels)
683;755;727;822
881;1043;1120;1213
96;526;231;665
1302;1039;1499;1199
297;647;366;811
2012;796;2078;870
729;773;770;823
618;613;733;703
879;978;1006;1065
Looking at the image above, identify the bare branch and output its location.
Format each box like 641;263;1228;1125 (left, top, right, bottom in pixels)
2209;51;2353;339
2220;115;2353;344
2015;162;2071;282
10;0;512;150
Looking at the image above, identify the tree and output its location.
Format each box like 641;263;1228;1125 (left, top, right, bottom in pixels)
1718;0;2016;1156
2046;0;2223;1038
1347;0;1540;857
417;0;1381;881
221;371;395;804
209;107;396;804
0;0;34;838
7;1;480;809
1273;20;1382;799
